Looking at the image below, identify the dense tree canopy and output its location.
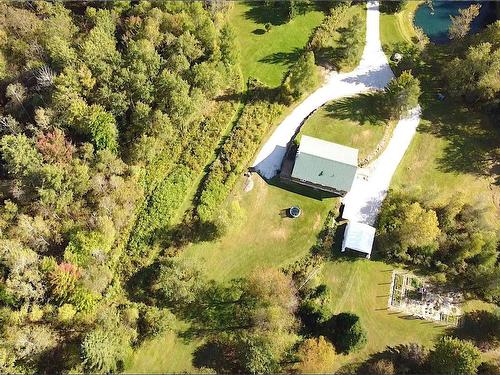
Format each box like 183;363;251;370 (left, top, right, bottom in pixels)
294;336;336;373
0;1;240;372
378;190;499;302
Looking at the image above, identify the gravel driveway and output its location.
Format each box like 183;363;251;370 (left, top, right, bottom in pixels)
341;107;421;225
252;1;394;178
252;1;421;225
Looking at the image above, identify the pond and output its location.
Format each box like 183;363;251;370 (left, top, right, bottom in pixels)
414;1;497;44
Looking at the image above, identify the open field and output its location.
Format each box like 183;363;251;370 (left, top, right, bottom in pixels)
380;5;499;223
180;177;335;281
380;1;420;53
126;176;455;373
300;95;390;160
319;259;446;371
126;322;200;374
228;2;324;87
126;177;336;372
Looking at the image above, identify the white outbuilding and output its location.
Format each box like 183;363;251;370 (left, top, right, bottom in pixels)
341;221;376;259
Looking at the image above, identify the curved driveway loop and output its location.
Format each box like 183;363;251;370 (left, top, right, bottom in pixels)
253;1;395;179
252;1;421;226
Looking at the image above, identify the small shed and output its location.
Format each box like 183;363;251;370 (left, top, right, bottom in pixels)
288;135;358;196
341;221;376;259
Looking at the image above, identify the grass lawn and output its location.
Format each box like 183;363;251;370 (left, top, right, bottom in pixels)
228;2;324;87
125;318;201;374
319;259;445;371
392;113;499;223
300;94;391;161
126;176;456;374
380;2;420;54
179;177;336;281
126;177;337;373
380;4;499;224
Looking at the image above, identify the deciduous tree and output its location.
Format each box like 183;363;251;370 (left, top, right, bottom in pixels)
384;71;421;118
295;336;336;374
429;337;481;375
449;4;481;40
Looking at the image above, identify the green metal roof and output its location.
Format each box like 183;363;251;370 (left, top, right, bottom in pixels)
291;152;357;192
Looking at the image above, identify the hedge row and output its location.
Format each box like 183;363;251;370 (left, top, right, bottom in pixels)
196;94;283;222
307;3;351;52
124;70;242;267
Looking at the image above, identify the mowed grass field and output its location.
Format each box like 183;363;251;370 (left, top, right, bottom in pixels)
127;177;451;373
380;1;420;53
228;2;324;87
300;94;390;160
127;178;336;372
319;260;445;372
380;3;499;223
179;177;335;281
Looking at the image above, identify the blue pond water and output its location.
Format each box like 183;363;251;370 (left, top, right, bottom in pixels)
414;1;497;44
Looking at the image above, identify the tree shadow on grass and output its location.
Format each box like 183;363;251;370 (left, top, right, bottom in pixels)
177;280;252;340
193;340;237;373
421;100;500;181
314;46;344;70
323;92;389;125
258;47;304;68
407;42;500;183
244;2;289;26
252;28;266;35
244;1;317;26
353;343;431;375
126;262;160;304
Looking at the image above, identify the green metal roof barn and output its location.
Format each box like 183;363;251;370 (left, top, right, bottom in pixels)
290;135;358;196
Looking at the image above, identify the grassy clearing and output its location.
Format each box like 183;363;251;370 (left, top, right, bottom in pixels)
126;176;454;373
392;113;499;220
300;94;390;160
319;259;445;371
126;177;336;373
181;177;335;281
125;318;200;374
380;2;420;53
311;3;367;72
229;2;324;87
380;4;499;224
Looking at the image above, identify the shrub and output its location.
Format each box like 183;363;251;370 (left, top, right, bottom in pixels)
429;336;481;375
453;309;500;350
81;328;130;373
384;71;421;118
57;304;76;323
295;336;336;373
323;312;367;354
281;51;319;103
367;359;396;375
139;306;173;338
